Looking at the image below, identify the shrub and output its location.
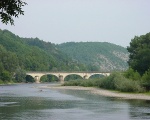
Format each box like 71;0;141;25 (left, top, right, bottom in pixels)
80;79;97;87
63;79;81;86
104;72;144;92
115;78;144;92
63;72;145;93
0;80;4;84
1;70;11;82
63;79;99;87
97;72;121;89
142;69;150;90
124;68;141;81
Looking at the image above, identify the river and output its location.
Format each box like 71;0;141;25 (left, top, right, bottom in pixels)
0;83;150;120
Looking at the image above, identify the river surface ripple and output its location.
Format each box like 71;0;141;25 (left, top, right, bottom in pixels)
0;83;150;120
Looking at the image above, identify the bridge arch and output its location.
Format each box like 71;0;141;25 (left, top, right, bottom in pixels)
43;73;59;79
25;75;35;83
85;73;110;79
40;74;59;82
89;74;105;79
64;74;83;81
26;73;45;83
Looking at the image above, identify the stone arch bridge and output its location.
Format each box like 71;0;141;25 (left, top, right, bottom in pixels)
26;72;111;83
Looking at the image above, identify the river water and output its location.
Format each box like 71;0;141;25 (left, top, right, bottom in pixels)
0;84;150;120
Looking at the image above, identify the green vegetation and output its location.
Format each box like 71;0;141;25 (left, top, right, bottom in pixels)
0;0;27;25
127;32;150;75
0;29;129;84
127;32;150;91
58;42;129;71
0;29;88;84
1;29;150;93
63;72;145;93
64;32;150;93
41;75;59;82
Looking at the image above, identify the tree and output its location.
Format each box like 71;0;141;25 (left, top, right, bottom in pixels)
0;0;27;25
1;70;11;82
142;69;150;90
124;67;141;81
127;33;150;75
14;68;26;82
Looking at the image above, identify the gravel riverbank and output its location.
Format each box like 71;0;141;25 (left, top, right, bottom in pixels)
39;85;150;100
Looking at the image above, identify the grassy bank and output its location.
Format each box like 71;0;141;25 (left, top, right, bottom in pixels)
0;80;15;85
63;72;145;93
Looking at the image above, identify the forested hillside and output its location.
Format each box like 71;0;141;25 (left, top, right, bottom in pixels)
58;42;129;71
0;29;129;83
0;29;87;83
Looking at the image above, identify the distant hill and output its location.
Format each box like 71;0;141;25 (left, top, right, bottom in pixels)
0;29;129;73
0;29;129;83
58;42;129;71
0;29;87;72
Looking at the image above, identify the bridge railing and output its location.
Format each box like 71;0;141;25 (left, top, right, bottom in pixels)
26;71;112;73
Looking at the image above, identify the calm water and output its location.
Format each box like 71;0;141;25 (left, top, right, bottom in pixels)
0;84;150;120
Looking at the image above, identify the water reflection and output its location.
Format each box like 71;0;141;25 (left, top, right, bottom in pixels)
0;84;150;120
127;100;150;119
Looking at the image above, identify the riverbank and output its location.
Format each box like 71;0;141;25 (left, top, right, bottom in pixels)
40;85;150;100
0;81;15;85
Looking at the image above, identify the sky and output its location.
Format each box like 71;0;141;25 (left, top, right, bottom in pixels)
1;0;150;47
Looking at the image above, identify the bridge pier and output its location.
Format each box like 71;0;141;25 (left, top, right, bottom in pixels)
83;75;89;79
59;75;64;83
34;76;40;83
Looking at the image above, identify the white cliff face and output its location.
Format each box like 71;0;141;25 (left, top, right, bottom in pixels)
93;52;129;71
112;51;129;62
95;54;115;71
59;42;129;72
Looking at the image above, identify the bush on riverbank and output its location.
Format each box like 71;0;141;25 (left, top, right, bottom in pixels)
63;72;145;93
63;79;99;87
0;79;14;85
141;69;150;90
0;80;4;84
100;72;145;92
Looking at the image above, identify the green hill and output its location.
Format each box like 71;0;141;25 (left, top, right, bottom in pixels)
58;42;129;71
0;29;129;83
0;30;86;72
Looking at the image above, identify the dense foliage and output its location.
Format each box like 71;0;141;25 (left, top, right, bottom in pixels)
58;42;129;71
1;29;150;93
0;29;87;83
0;29;130;84
0;0;27;25
126;32;150;90
63;72;145;93
64;32;150;92
127;33;150;75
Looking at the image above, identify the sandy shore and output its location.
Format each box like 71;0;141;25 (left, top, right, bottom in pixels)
40;85;150;100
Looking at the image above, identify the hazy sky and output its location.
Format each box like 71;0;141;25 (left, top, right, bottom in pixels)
1;0;150;47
